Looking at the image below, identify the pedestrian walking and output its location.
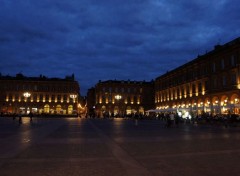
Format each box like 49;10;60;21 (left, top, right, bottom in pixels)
18;113;22;124
13;113;17;120
165;113;171;128
29;111;33;122
170;113;175;127
175;114;179;128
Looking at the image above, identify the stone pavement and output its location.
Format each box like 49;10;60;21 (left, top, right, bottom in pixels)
1;117;240;176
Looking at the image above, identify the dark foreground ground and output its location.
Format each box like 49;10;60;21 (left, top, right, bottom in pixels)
0;117;240;176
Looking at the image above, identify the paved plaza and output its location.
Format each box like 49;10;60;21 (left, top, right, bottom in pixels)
1;117;240;176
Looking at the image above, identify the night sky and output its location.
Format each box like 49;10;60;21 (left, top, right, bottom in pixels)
1;0;240;95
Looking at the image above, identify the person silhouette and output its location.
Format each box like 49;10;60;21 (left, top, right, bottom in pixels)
18;112;22;124
29;112;33;122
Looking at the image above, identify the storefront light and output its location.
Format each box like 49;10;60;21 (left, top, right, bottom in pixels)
237;84;240;89
235;98;239;103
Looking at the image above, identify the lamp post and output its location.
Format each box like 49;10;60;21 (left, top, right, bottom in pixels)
23;92;31;114
70;94;78;115
115;95;122;117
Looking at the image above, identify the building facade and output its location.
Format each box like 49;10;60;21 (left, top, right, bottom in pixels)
0;73;80;115
89;80;154;118
155;37;240;116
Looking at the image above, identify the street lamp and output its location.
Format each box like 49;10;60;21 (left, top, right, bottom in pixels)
115;95;122;100
23;92;31;114
70;94;77;100
70;94;78;115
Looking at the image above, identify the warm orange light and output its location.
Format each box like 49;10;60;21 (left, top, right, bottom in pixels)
235;98;239;103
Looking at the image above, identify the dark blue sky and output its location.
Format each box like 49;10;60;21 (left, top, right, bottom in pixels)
1;0;240;95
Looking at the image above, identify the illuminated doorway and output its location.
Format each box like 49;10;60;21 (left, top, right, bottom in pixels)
68;105;73;114
56;105;61;114
44;104;50;113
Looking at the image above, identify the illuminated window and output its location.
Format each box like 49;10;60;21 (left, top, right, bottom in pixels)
126;106;131;115
56;105;62;114
44;104;50;113
99;95;102;104
139;106;144;114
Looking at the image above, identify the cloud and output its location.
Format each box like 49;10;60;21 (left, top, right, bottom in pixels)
0;0;240;95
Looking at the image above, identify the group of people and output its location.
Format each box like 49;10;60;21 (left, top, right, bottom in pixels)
165;112;181;128
13;111;33;124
